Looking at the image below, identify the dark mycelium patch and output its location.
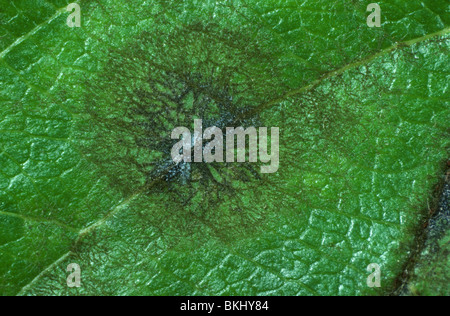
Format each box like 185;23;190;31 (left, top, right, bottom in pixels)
76;22;285;244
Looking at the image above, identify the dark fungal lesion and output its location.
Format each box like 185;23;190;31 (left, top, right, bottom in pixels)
133;70;258;182
76;23;283;243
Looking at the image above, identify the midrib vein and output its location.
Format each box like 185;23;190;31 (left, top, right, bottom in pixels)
243;26;450;118
17;252;72;296
0;7;67;60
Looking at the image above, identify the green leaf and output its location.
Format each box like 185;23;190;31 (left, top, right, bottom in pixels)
0;0;449;296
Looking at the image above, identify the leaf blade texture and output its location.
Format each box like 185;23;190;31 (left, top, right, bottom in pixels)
0;0;449;296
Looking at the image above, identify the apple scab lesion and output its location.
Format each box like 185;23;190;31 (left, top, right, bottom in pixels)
78;24;280;243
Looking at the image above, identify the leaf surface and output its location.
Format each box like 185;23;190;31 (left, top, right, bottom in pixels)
0;0;449;296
